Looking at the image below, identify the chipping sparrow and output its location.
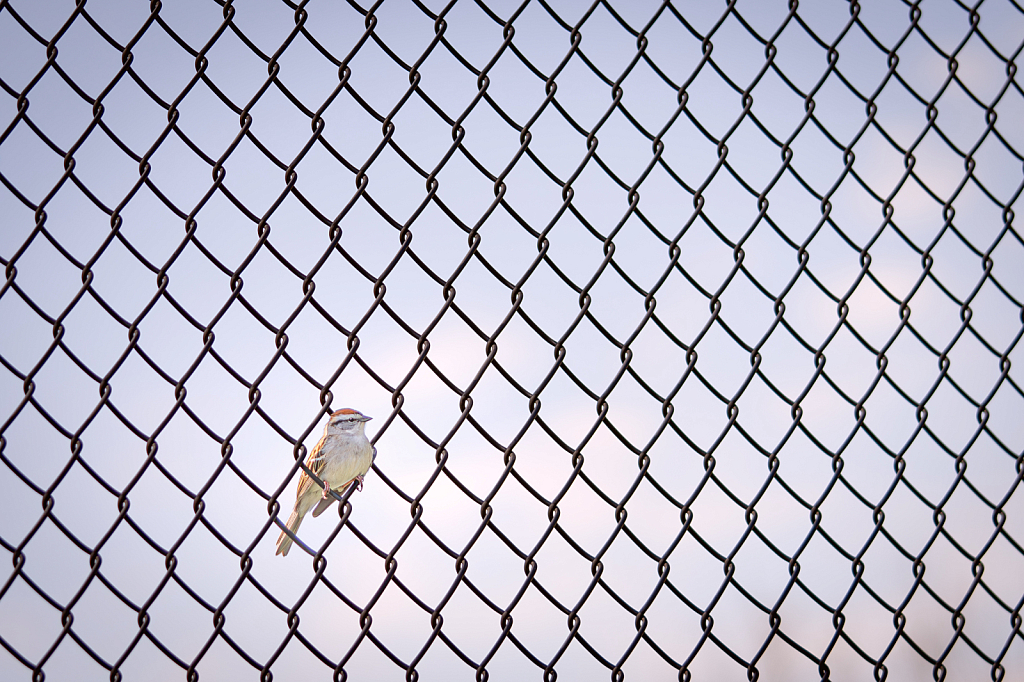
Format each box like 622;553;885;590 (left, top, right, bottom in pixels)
275;408;375;556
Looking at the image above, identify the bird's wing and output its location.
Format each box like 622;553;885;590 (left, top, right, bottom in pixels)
311;494;337;517
296;434;329;499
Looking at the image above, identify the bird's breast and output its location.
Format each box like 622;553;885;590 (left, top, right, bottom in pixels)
318;434;374;485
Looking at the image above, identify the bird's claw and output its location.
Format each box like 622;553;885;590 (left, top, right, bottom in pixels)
323;476;363;498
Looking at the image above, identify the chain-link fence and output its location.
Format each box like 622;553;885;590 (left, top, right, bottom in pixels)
1;0;1023;680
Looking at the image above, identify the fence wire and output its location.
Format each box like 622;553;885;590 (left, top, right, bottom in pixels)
1;0;1023;680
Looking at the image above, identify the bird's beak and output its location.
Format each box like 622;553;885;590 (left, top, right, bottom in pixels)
361;415;372;422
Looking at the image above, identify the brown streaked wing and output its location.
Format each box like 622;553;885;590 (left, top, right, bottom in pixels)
295;434;328;499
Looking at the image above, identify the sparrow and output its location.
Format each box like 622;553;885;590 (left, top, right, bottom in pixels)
275;408;374;556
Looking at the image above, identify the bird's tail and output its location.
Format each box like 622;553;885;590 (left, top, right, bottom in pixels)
275;509;303;556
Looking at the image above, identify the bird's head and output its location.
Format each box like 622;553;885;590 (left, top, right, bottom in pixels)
327;408;371;433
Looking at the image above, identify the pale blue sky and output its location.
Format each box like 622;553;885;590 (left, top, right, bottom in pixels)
1;1;1022;680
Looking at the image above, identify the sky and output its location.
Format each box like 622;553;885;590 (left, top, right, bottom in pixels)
1;0;1023;680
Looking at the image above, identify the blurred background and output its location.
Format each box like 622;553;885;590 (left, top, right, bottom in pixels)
1;0;1022;680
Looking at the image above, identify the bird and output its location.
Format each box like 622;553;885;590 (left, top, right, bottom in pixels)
275;408;374;556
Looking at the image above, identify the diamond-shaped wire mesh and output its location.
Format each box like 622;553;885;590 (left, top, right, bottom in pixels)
1;0;1023;680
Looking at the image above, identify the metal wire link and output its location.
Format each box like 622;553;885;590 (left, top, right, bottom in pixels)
1;0;1022;680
